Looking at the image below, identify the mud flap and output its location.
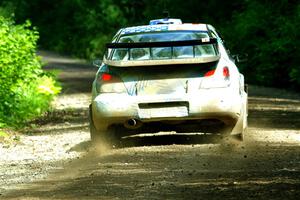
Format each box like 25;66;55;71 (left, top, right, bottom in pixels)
230;92;248;140
89;104;102;143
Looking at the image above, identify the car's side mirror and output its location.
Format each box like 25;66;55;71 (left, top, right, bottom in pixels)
232;54;248;63
92;59;102;67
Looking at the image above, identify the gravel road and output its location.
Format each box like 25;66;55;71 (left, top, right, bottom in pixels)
1;51;300;199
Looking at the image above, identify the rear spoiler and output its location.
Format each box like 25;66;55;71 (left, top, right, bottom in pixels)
106;38;217;49
104;38;220;67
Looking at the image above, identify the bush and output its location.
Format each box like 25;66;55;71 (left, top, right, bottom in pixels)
0;16;60;128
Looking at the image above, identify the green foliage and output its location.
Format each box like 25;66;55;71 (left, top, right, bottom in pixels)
221;0;300;88
0;1;15;19
2;0;299;89
0;130;8;137
2;0;128;59
0;16;61;128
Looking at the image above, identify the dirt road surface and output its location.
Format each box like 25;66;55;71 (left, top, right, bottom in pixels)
1;52;300;199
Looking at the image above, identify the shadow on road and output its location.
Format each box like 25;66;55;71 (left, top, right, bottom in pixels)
41;51;97;94
249;109;300;130
120;134;224;148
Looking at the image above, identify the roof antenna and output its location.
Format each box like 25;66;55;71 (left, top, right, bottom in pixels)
163;10;170;19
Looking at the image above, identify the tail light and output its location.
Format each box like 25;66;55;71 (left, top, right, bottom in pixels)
200;66;231;88
204;70;215;77
223;67;230;78
101;73;112;81
96;73;127;93
204;67;229;78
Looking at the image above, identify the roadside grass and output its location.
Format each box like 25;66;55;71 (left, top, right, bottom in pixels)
0;129;21;147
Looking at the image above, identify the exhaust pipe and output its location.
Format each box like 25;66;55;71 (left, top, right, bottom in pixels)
124;118;142;129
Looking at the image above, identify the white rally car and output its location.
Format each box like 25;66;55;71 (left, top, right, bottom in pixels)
90;18;248;145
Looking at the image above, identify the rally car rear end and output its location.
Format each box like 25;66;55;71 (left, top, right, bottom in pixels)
89;19;248;145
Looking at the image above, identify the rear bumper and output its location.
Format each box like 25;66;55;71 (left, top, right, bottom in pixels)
91;87;244;131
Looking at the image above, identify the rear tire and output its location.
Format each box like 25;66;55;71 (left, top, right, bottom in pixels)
89;105;113;146
89;115;103;145
89;108;122;149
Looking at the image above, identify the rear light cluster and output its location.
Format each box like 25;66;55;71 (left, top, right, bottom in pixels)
223;67;230;78
96;73;127;93
200;66;231;89
204;66;230;79
101;73;112;81
204;70;215;77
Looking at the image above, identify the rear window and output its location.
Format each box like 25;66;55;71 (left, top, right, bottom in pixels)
110;31;218;61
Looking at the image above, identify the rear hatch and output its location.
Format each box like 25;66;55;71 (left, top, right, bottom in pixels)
107;62;218;96
97;62;218;119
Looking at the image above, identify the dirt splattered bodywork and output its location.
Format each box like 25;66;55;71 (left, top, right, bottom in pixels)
90;20;248;144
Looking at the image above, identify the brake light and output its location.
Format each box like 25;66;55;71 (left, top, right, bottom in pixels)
223;67;230;78
96;72;127;93
200;66;231;88
101;73;112;81
204;70;215;77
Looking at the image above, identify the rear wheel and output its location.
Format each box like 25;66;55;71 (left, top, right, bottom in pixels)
89;105;121;147
89;115;103;144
